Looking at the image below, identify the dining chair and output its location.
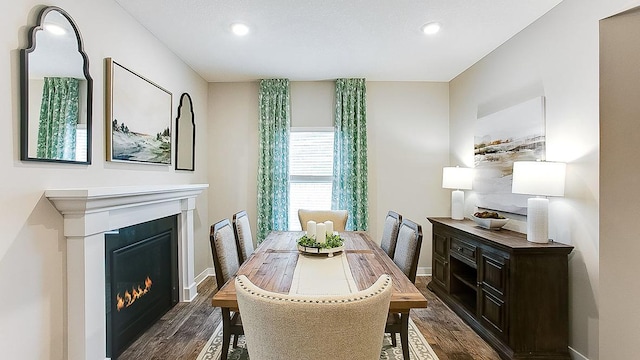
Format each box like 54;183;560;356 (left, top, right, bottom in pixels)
298;209;349;231
232;210;255;264
386;218;423;360
210;219;243;360
380;211;402;258
235;274;393;360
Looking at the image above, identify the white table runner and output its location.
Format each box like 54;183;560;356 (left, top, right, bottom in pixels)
289;253;358;295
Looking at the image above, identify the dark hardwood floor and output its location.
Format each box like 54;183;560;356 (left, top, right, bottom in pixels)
119;276;500;360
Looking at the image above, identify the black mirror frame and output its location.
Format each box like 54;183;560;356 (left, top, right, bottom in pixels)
174;93;195;171
20;6;93;164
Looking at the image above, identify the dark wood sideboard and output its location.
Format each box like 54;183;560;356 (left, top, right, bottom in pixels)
427;217;573;360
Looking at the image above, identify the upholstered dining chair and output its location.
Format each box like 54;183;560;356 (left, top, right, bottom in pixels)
380;211;402;258
386;218;423;360
298;209;349;231
232;210;255;264
235;274;393;360
210;219;243;360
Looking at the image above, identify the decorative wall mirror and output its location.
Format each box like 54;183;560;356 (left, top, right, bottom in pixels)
175;93;195;171
20;6;92;164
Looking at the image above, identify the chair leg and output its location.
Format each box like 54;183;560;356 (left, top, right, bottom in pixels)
221;308;231;360
400;313;410;360
232;333;239;348
391;332;397;347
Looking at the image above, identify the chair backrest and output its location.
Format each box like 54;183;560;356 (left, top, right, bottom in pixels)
298;209;349;231
392;219;423;283
236;274;392;360
232;210;255;264
210;219;240;291
380;211;402;258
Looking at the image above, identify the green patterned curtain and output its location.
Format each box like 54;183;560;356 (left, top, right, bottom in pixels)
332;78;368;231
257;79;291;242
37;77;79;160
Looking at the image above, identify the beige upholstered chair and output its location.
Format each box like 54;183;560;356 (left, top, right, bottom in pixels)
386;219;423;360
380;211;402;258
236;274;393;360
298;209;349;231
209;219;243;360
232;210;255;264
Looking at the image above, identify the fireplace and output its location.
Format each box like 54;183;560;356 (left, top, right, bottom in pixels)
105;215;179;358
45;184;208;360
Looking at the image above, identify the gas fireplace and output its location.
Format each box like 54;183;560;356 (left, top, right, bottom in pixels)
45;184;207;360
105;215;179;358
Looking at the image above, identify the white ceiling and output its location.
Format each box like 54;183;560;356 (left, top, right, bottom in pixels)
114;0;563;82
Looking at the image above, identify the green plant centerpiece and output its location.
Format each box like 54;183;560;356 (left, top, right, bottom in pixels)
297;234;344;256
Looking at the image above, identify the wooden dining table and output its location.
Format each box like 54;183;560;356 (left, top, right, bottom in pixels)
211;230;427;313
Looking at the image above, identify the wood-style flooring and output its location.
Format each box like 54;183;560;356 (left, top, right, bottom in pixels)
119;276;500;360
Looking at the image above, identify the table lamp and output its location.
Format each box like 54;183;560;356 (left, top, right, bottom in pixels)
442;166;473;220
511;161;566;243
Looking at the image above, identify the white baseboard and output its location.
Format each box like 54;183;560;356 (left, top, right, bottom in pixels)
195;267;215;286
417;267;432;277
569;346;589;360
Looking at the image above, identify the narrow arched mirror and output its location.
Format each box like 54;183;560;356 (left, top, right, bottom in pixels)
175;93;195;171
20;6;92;164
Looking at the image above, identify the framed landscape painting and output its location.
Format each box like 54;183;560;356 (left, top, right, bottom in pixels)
474;96;546;215
105;58;172;164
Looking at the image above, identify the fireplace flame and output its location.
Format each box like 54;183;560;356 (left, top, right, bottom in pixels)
116;276;153;311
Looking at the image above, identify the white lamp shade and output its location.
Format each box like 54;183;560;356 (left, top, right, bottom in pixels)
442;167;473;190
512;161;566;197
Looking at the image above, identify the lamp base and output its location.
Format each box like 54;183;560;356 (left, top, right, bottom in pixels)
451;190;465;220
527;197;549;243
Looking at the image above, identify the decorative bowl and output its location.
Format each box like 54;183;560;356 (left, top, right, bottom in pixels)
471;215;509;230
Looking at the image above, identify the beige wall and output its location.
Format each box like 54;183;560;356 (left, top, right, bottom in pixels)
600;7;640;360
449;0;640;358
0;1;209;358
207;81;450;271
367;82;450;270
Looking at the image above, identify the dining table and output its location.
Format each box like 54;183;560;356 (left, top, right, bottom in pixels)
211;230;427;313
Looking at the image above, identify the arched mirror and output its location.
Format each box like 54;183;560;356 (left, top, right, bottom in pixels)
175;93;195;171
20;6;92;164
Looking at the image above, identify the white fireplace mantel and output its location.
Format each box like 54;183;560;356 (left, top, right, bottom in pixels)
45;184;208;360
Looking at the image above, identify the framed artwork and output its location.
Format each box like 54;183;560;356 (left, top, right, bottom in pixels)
105;58;172;164
474;96;546;215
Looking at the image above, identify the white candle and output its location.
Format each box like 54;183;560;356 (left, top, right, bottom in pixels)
316;223;326;243
306;221;316;238
324;221;333;236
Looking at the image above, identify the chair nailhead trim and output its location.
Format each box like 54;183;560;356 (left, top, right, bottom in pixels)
236;275;392;304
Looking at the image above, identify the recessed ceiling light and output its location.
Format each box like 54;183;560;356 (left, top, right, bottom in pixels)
421;22;441;35
44;23;66;36
231;23;250;36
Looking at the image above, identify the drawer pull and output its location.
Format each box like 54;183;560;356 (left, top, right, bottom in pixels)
456;246;463;252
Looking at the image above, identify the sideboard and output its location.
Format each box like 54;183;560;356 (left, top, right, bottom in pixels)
427;217;573;360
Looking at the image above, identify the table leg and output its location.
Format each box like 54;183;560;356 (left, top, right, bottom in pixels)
221;308;231;360
400;312;410;360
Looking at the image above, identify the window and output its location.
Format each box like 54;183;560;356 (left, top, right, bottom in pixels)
288;129;334;230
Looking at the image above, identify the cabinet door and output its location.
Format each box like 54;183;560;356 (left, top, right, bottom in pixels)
432;231;449;290
432;255;449;290
479;288;507;339
479;250;509;339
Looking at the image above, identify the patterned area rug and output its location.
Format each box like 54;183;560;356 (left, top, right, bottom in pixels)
196;317;439;360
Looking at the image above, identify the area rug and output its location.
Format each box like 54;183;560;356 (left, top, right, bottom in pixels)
196;317;439;360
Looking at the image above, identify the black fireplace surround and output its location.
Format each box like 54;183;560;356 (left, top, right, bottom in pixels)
105;215;179;359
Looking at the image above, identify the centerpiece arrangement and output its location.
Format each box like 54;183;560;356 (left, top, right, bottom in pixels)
297;220;345;257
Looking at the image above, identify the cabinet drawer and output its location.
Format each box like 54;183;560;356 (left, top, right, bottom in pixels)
450;237;477;266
